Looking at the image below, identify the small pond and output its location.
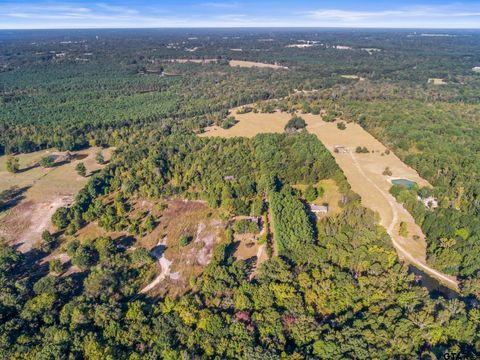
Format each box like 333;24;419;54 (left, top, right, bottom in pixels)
391;178;416;189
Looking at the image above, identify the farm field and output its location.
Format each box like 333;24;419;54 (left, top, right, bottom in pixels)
229;60;288;69
0;147;112;252
203;107;458;289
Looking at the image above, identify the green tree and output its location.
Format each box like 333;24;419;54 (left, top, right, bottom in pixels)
179;235;192;247
40;156;54;168
284;115;306;131
95;151;105;165
399;222;409;237
41;230;57;251
49;259;62;274
304;185;318;202
6;156;20;173
75;162;87;177
52;207;71;229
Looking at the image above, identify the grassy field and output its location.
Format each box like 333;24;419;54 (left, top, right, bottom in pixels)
202;106;458;289
0;147;113;252
294;179;343;216
229;60;288;70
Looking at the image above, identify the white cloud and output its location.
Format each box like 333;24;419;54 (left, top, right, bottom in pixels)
96;3;139;15
201;2;239;8
304;4;480;23
0;1;479;29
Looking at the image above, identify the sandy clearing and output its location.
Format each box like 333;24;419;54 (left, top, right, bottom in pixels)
229;60;288;70
428;78;447;85
194;222;215;265
137;200;226;295
141;237;172;293
200;109;288;138
170;58;217;64
0;147;112;252
341;75;366;81
14;196;72;252
202;109;458;289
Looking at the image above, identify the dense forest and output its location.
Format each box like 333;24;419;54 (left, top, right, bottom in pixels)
1;28;480;358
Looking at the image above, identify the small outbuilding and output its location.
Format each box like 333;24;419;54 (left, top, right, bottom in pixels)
418;196;438;209
310;204;329;215
334;145;349;154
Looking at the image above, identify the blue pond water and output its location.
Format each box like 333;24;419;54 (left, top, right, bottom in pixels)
391;178;416;189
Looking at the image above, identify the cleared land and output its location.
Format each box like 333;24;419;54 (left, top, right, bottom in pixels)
229;60;288;70
72;198;226;295
428;78;447;85
341;75;366;81
0;147;112;252
294;179;343;217
138;199;226;296
171;59;217;64
202;108;458;289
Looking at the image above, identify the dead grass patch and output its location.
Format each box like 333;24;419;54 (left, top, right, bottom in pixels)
0;147;113;252
229;60;288;70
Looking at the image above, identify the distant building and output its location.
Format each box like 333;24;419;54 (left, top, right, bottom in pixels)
310;204;329;215
418;196;438;209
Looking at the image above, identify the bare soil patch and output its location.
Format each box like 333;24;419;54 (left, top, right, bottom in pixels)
171;58;218;64
341;75;366;81
0;147;113;252
428;78;447;85
229;60;288;70
137;199;226;296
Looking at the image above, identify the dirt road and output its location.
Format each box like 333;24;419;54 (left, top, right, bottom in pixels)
202;109;458;290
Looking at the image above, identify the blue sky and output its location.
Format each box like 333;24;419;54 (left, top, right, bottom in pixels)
1;0;479;29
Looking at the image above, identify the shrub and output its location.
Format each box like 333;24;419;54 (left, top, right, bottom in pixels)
284;115;306;131
75;162;87;177
49;259;62;274
40;156;54;168
6;156;19;173
337;122;346;130
399;222;409;237
95;151;105;164
304;185;318;202
355;146;369;153
221;116;238;129
179;235;192;247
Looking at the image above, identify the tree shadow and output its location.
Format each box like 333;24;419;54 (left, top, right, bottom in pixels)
0;186;30;212
226;240;240;259
244;255;258;278
150;244;166;260
72;154;88;161
65;270;89;296
15;247;51;284
116;235;136;249
17;163;39;173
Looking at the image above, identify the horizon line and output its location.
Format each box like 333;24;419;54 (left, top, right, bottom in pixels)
1;26;480;31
